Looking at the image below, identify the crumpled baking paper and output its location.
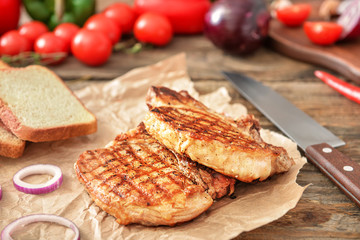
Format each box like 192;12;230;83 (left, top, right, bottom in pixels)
0;53;307;240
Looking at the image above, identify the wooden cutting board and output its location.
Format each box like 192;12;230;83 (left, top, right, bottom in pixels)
268;1;360;84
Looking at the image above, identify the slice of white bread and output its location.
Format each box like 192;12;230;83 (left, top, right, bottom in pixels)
0;60;26;158
0;65;97;142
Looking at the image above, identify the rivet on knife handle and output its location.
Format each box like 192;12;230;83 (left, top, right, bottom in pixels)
306;143;360;207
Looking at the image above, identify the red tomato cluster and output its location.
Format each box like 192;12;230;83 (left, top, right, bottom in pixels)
275;3;343;46
0;2;176;67
0;20;75;65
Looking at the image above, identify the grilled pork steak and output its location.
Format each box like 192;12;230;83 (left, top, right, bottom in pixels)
144;86;295;183
75;123;235;226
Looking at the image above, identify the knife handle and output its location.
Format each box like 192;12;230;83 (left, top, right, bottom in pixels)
306;143;360;207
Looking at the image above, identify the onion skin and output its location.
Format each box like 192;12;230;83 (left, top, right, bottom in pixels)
204;0;271;55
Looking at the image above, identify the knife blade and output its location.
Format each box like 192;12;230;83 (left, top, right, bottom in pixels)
222;71;360;207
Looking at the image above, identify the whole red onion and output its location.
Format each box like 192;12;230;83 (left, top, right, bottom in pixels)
204;0;271;55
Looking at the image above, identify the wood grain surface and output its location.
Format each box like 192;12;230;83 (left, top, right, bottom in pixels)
21;0;360;239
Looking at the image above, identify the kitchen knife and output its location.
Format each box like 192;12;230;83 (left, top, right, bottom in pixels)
222;71;360;207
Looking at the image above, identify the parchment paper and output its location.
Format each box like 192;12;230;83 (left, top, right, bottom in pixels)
0;53;307;240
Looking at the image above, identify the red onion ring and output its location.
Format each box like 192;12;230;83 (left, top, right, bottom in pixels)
13;164;63;194
1;214;80;240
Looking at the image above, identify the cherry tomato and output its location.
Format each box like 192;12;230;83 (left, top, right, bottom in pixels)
134;12;173;46
0;0;21;35
0;30;31;56
18;21;49;47
83;14;121;45
34;32;68;64
276;3;312;27
71;29;112;66
304;21;343;45
102;3;136;34
54;23;80;53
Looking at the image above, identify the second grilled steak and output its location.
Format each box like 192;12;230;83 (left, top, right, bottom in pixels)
144;86;295;183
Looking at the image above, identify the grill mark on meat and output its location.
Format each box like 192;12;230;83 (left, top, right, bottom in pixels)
148;86;209;111
102;127;207;205
94;145;187;206
122;136;191;199
150;106;260;149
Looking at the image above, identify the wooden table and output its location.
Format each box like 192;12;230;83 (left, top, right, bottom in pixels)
26;1;359;238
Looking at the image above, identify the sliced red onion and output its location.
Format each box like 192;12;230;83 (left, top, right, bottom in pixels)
0;185;2;200
13;164;63;194
1;214;80;240
337;0;360;40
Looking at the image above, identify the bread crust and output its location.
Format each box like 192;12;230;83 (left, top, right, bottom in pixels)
0;60;10;69
0;121;25;158
0;138;25;158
